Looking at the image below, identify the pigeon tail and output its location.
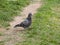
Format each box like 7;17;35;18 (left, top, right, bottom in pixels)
14;24;20;28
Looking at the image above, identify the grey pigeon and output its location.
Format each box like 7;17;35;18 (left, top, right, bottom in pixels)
14;13;32;28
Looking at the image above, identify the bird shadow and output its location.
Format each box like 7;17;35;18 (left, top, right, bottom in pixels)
26;27;33;30
16;27;33;32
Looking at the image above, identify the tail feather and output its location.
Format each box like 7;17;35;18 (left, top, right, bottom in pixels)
14;24;20;28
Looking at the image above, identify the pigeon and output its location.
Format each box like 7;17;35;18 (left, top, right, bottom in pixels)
14;13;32;28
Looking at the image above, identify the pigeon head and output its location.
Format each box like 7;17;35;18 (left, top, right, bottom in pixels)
27;13;32;20
28;13;32;17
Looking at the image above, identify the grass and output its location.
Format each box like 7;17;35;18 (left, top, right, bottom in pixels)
0;0;30;27
0;41;5;45
15;0;60;45
0;32;4;36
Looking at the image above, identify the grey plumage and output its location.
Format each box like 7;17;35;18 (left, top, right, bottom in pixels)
14;13;32;28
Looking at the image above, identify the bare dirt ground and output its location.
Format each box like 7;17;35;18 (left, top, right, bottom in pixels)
0;0;42;45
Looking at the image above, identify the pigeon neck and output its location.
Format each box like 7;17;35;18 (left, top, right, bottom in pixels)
27;17;31;20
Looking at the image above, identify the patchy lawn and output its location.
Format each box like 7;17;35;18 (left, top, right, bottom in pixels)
16;0;60;45
0;0;30;27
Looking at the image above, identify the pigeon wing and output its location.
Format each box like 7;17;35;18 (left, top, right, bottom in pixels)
22;19;29;25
